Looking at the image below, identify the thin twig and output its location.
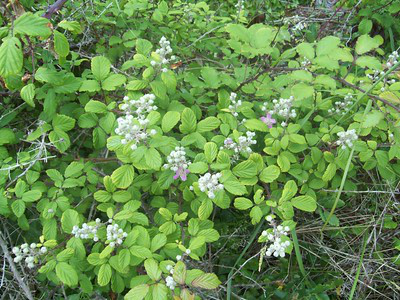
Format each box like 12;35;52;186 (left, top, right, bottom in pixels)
0;233;34;300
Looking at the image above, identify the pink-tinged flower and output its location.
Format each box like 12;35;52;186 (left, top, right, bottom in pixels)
260;113;276;128
173;167;190;181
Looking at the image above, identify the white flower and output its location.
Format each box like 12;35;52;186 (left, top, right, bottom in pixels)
221;131;257;160
228;92;243;117
262;223;291;258
328;93;354;115
198;172;224;199
164;146;191;181
166;275;177;290
185;249;191;254
336;129;358;150
263;96;296;121
176;255;182;261
106;222;127;248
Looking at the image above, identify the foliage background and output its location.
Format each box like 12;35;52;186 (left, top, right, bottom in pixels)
0;0;399;299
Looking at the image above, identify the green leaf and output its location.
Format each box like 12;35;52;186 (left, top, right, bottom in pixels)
102;74;126;91
198;198;213;220
234;197;253;210
79;80;101;92
11;200;25;217
145;148;162;169
224;180;247;195
296;42;314;59
188;162;208;174
279;180;297;203
61;209;80;233
85;100;108;114
189;236;206;250
0;37;23;77
136;38;153;55
204;142;218;163
161;111;180;132
244;119;268;132
150;81;166;99
362;110;384;128
196;117;220;133
111;165;135;189
98;263;112;286
150;234;167;252
91;56;111;81
322;163;336;182
291;195;317;212
358;19;372;34
0;128;16;145
14;13;51;37
355;34;383;55
58;20;82;34
130;246;153;259
52;114;75;132
291;83;314;100
20;84;36;107
54;31;70;57
232;160;257;178
64;162;84;178
179;108;197;133
191;273;220;289
126;80;147;91
173;261;186;285
56;262;78;286
259;165;280;183
22;190;42;202
144;258;161;281
201;67;220;89
124;284;149;300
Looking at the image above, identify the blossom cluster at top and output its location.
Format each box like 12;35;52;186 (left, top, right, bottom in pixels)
328;93;354;115
336;129;358;149
198;172;224;199
115;94;157;150
151;36;176;73
221;131;257;160
386;50;399;68
261;215;291;258
228;92;242;117
366;69;396;91
261;96;296;127
235;0;245;14
106;221;128;248
72;218;102;242
163;146;192;181
12;243;47;269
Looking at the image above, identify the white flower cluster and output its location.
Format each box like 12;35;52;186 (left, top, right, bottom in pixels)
366;70;396;92
228;92;242;117
165;264;177;289
301;57;311;68
235;0;245;14
121;94;157;119
284;15;307;34
198;172;224;199
336;129;358;150
151;36;175;73
72;218;102;242
106;222;128;248
328;93;354;115
115;94;157;150
221;131;257;157
262;96;296;127
163;146;191;181
386;51;399;68
261;223;291;258
12;243;47;269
